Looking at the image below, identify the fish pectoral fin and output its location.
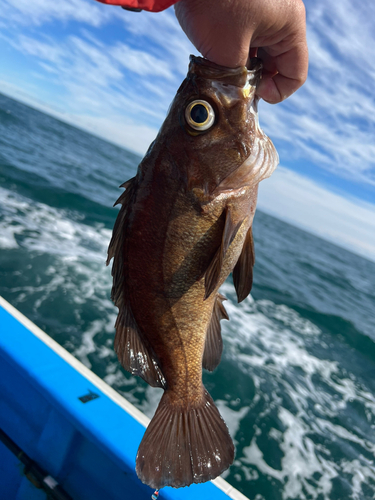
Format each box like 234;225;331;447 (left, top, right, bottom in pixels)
114;305;166;389
203;293;229;371
204;207;243;299
233;225;255;303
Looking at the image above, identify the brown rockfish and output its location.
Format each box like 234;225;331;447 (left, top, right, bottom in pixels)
107;56;278;490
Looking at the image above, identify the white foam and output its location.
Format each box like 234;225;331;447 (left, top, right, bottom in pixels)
0;186;111;262
73;319;108;368
313;418;375;455
216;400;250;444
0;224;24;249
103;365;137;390
341;458;375;499
137;385;163;419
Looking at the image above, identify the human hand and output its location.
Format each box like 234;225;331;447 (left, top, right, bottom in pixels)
174;0;308;103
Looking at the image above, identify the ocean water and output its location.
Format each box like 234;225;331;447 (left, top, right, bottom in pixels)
1;92;375;500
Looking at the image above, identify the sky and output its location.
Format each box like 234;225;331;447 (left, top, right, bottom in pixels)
1;0;375;261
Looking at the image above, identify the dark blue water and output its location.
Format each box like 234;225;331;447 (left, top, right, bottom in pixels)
1;93;375;500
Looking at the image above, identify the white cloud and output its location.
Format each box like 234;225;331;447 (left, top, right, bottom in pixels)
1;27;176;128
110;42;174;79
0;0;109;27
71;114;158;155
0;80;59;115
117;8;194;76
14;34;66;65
258;166;375;262
258;0;375;187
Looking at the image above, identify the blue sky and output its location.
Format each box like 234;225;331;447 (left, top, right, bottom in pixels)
1;0;375;261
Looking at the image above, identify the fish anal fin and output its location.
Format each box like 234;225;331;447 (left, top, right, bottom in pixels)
204;207;243;299
203;293;229;371
114;305;166;389
233;225;255;303
136;388;234;489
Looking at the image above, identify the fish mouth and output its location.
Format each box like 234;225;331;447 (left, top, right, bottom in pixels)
189;55;263;89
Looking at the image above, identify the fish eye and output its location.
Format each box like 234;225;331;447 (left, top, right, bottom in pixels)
185;100;215;131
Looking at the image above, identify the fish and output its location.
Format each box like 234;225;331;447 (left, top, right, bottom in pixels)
106;55;279;490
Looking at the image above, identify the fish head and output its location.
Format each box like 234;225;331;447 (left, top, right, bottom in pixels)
148;56;278;195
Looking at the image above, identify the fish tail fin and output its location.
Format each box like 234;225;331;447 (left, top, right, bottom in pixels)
136;388;234;489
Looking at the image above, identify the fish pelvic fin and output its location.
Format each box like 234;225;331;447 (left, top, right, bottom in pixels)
233;225;255;303
136;389;234;489
204;207;243;300
203;293;229;371
107;176;166;389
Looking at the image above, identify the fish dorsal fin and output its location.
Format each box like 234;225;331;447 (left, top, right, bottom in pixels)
204;207;243;299
203;293;229;371
233;225;255;303
106;177;136;266
107;177;166;389
114;305;166;388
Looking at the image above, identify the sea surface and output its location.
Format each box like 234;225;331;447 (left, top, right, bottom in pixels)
1;92;375;500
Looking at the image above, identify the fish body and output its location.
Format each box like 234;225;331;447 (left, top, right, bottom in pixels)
107;56;278;489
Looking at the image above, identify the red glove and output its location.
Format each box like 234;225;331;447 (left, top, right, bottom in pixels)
94;0;179;12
